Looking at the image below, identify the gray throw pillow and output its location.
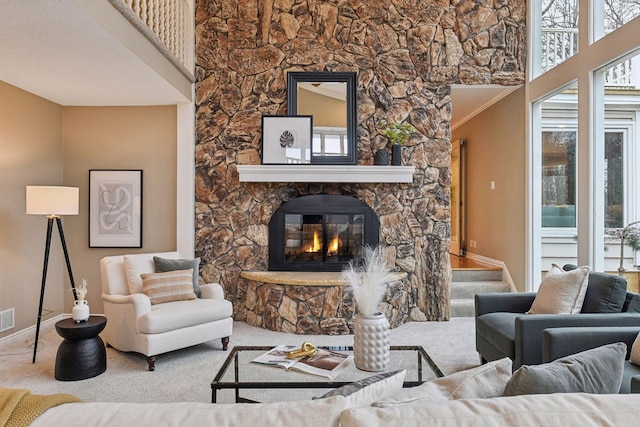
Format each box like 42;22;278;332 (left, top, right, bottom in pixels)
153;256;201;297
504;342;626;396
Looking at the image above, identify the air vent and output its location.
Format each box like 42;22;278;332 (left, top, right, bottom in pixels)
0;308;15;332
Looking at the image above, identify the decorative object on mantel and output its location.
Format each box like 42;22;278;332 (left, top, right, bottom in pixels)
342;245;395;372
379;120;417;166
374;149;388;165
71;279;90;322
261;115;313;165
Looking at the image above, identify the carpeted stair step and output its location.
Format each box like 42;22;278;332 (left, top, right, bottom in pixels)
452;269;503;282
449;281;513;318
449;281;512;299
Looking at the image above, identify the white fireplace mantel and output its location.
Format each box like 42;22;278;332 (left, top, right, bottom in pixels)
237;165;416;183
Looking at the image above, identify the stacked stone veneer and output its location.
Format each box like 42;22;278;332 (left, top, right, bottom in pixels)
194;0;525;333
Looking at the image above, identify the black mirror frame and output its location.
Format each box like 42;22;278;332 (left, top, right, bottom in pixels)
287;71;357;165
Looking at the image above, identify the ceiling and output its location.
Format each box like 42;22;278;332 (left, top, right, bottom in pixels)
0;1;515;120
0;0;189;106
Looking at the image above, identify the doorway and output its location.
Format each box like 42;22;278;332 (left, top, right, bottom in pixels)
450;138;466;257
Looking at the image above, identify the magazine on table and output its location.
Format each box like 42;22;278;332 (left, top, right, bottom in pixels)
251;344;353;380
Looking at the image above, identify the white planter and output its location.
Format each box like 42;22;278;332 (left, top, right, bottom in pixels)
72;299;90;322
353;312;390;372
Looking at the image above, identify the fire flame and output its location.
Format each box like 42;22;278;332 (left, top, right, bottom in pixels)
327;235;340;256
305;231;341;255
306;230;321;253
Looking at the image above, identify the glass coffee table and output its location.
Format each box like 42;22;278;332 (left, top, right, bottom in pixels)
211;345;443;403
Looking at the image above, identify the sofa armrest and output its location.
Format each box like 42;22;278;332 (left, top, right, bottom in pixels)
515;313;640;368
475;293;536;317
200;283;225;300
102;293;152;316
632;376;640;393
542;326;640;362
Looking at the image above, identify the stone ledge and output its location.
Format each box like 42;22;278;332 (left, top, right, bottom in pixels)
240;270;408;286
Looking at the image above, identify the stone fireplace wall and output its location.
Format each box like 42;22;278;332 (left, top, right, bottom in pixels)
194;0;525;325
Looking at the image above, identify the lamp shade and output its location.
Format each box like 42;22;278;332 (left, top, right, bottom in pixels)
26;186;79;216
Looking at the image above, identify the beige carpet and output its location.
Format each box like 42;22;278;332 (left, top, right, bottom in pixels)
0;318;478;404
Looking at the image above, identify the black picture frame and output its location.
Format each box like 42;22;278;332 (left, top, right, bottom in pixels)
287;71;357;165
89;169;143;248
261;115;313;164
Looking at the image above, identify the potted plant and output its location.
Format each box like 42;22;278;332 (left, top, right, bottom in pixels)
605;220;640;276
379;120;417;165
341;245;395;371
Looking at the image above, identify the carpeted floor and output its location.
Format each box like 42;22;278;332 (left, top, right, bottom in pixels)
0;318;478;404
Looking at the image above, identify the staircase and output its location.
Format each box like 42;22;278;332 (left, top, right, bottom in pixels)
449;257;513;317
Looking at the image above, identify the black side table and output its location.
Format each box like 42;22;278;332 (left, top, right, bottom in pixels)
55;316;107;381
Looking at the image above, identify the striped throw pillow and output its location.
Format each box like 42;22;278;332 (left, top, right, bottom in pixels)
141;269;197;305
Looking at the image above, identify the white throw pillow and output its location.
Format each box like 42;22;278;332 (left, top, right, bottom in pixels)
372;357;512;407
528;264;590;314
631;332;640;366
123;252;181;294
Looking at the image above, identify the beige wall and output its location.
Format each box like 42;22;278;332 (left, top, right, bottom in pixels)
63;106;178;313
452;87;527;291
0;80;179;338
0;81;65;338
297;88;347;128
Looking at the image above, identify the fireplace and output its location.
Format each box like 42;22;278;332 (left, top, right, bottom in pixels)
269;194;379;271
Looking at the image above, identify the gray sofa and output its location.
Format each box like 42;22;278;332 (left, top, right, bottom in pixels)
475;267;640;370
543;326;640;393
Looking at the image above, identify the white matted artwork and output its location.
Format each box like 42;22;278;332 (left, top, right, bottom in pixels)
89;169;142;248
261;115;312;164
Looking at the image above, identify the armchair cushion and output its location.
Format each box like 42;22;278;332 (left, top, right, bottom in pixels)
137;298;233;334
528;265;589;314
563;265;628;313
623;293;640;313
504;343;627;396
153;256;201;297
141;270;196;305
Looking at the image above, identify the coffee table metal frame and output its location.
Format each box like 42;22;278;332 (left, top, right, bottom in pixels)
211;345;443;403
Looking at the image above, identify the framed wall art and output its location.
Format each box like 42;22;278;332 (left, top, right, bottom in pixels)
89;169;143;248
261;115;313;165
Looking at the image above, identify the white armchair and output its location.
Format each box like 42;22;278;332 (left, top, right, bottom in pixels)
100;252;233;371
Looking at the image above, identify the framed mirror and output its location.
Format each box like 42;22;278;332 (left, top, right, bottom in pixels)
287;71;357;165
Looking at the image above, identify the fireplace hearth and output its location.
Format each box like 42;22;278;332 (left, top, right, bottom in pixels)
268;194;379;271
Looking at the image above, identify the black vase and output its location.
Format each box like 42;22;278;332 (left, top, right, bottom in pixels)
374;149;388;165
391;144;402;166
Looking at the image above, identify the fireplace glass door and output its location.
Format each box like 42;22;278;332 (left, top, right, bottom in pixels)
284;214;364;266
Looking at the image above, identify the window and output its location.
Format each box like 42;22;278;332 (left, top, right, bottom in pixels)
540;0;579;73
594;0;640;41
604;131;624;228
312;127;348;157
542;130;577;227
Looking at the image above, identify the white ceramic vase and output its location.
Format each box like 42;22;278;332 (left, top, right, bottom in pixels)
353;312;390;372
72;299;90;322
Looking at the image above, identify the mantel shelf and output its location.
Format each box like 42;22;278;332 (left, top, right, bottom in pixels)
237;165;416;183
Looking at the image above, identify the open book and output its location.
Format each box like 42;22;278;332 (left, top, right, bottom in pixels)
251;345;353;381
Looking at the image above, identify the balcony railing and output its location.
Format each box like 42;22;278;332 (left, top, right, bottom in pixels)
542;28;636;88
110;0;193;79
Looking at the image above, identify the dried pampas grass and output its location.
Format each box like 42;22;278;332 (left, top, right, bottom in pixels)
341;245;394;317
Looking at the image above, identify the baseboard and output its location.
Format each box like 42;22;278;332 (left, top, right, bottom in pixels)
0;314;68;346
463;252;517;292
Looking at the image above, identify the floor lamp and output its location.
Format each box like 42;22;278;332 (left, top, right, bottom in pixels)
26;186;79;363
